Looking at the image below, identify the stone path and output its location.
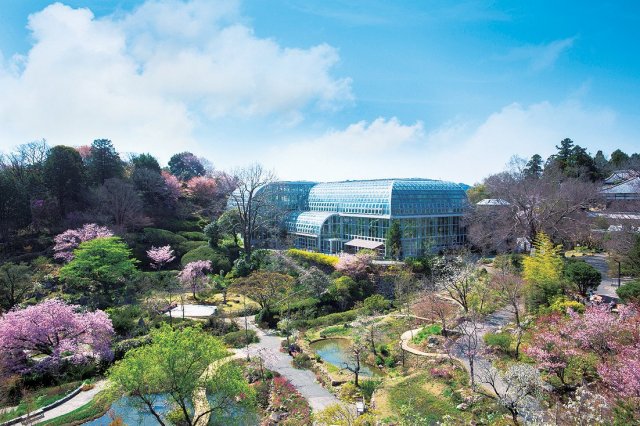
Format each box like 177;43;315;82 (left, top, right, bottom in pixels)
37;381;107;424
234;316;341;412
399;328;447;358
582;254;631;298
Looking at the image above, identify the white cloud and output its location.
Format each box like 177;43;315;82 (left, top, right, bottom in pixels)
500;36;576;71
0;0;352;157
267;100;630;184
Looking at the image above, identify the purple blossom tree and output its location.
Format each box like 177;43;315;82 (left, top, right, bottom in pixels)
147;245;176;270
178;260;212;299
53;223;113;262
0;299;114;374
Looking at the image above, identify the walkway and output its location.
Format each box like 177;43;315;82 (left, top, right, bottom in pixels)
37;380;107;424
582;254;630;298
399;328;447;358
234;316;341;412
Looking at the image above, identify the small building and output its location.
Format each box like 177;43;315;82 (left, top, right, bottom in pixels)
601;171;640;201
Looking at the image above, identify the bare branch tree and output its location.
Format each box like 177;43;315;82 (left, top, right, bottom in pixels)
221;163;277;257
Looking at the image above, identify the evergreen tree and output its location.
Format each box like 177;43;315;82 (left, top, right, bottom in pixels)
610;149;630;169
594;150;609;176
131;153;161;174
43;145;85;217
386;220;403;259
86;139;124;185
555;138;575;171
525;154;543;178
168;152;205;181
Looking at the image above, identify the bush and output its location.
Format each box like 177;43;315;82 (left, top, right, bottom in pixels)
544;296;586;314
565;260;601;295
223;330;258;348
617;280;640;304
363;294;390;314
181;245;232;273
178;231;207;241
286;249;338;268
429;366;453;380
178;240;206;254
338;382;361;402
106;305;143;337
493;254;523;273
293;309;360;329
292;353;313;369
143;227;187;247
483;332;512;352
359;379;381;402
113;335;152;360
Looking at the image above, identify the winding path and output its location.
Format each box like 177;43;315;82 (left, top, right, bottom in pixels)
233;316;341;412
36;381;107;424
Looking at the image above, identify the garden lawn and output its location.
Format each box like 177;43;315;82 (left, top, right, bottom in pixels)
0;381;81;423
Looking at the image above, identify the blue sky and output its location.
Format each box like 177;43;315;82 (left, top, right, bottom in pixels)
1;0;638;183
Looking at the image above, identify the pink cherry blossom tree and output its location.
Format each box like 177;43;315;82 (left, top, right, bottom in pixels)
186;176;218;202
53;223;113;262
162;171;182;202
178;260;212;299
147;245;175;270
336;251;374;279
0;299;114;374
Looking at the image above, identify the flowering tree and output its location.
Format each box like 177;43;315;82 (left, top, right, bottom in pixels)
178;260;212;298
53;223;113;262
147;245;175;270
524;313;578;386
186;176;218;202
336;251;374;279
0;299;114;374
162;171;183;202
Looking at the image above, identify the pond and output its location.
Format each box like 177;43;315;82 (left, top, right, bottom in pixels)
83;393;258;425
310;338;384;377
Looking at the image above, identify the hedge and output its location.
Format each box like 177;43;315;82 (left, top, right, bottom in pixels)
223;330;259;348
293;308;360;329
178;231;208;241
181;245;232;273
143;228;187;247
286;249;338;268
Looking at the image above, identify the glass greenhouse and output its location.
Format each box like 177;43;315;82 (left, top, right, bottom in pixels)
229;178;468;258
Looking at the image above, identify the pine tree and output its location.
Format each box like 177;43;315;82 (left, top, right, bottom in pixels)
386;220;402;259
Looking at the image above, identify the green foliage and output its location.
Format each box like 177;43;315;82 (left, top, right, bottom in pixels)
292;353;313;369
386;220;402;259
565;260;601;295
523;232;564;285
293;309;361;329
525;279;567;312
131;153;161;173
411;324;443;344
617;280;640;304
328;276;362;308
86;139;124;185
543;295;585;314
223;330;259;348
483;332;513;352
179;231;208;241
44;145;85;216
38;390;116;426
181;245;232;274
59;236;138;308
0;262;33;313
338;382;361;402
466;183;488;204
109;325;253;425
359;379;381;403
178;240;206;254
493;254;524;273
106;305;143;337
363;294;390;314
143;227;187;247
203;222;220;248
286;249;338;267
624;235;640;278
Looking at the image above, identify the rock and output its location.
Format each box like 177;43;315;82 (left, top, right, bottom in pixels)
427;336;440;345
456;403;468;411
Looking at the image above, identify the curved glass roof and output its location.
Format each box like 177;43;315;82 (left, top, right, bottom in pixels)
308;179;466;217
285;211;338;236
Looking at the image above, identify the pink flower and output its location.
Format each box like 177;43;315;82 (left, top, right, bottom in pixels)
53;223;113;262
147;245;175;270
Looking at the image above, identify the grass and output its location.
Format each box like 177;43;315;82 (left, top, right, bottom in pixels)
39;389;117;426
0;381;81;422
200;292;260;314
411;324;443;344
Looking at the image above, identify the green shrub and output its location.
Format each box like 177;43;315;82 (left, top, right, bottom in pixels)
178;231;207;241
293;309;360;329
493;254;524;273
223;330;258;348
155;218;202;232
338;382;361;402
286;249;338;268
178;241;206;254
181;245;232;273
143;228;187;247
565;260;601;295
411;324;443;344
483;332;512;352
544;296;585;314
617;280;640;304
363;294;390;314
292;353;313;369
106;305;143;337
